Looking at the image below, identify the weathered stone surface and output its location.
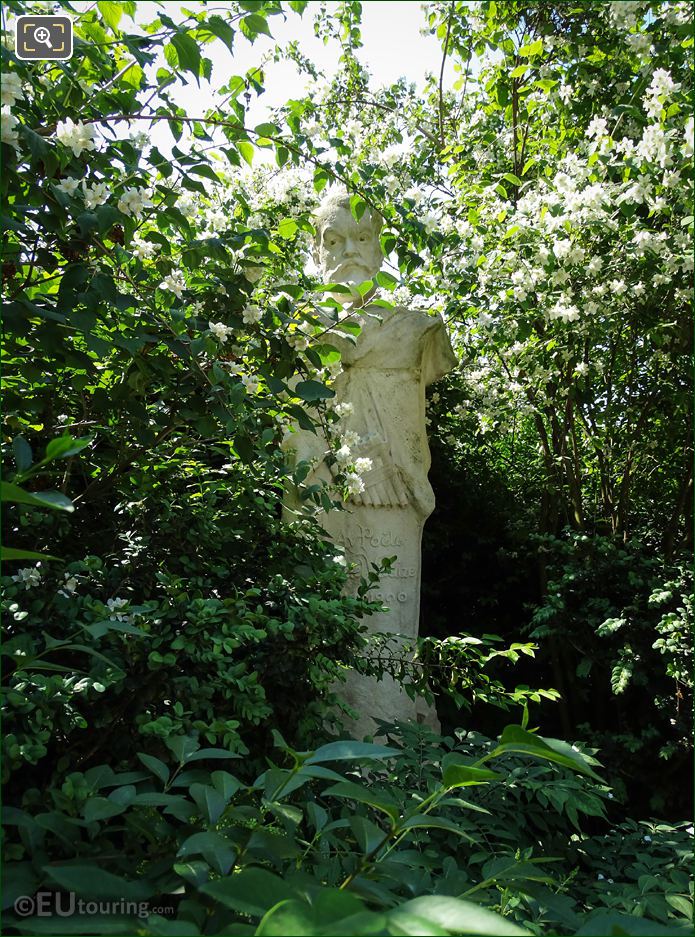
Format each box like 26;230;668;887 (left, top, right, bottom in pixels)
286;191;457;737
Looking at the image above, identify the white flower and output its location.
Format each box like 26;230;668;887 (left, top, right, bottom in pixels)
1;71;24;107
333;401;354;419
241;373;260;394
553;239;572;261
129;129;149;149
107;597;129;621
1;107;20;149
56;117;97;158
117;186;153;217
82;179;110;209
177;194;198;219
558;83;572;105
643;834;652;842
58;574;79;597
335;444;352;464
333;553;347;566
354;457;373;475
647;68;681;102
586;116;608;139
132;237;157;260
609;278;627;296
159;272;185;298
574;361;589;376
345;472;365;495
420;210;438;234
55;176;81;196
684;117;694;159
587;256;603;275
381;143;408;168
626;32;651;55
208;321;232;342
242;304;262;325
549;299;580;323
288;332;309;352
404;186;424;205
341;430;361;448
12;566;42;588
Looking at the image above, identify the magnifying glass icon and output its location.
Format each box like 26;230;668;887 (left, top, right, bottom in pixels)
34;25;53;48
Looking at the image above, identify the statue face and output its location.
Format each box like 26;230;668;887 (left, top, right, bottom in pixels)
316;206;383;284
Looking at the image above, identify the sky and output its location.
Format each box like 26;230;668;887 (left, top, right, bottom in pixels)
133;1;453;152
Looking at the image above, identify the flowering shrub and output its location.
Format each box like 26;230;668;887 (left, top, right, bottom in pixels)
1;0;693;934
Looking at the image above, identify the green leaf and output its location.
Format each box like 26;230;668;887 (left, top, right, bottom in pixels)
322;781;399;820
97;1;123;31
490;726;603;780
82;619;148;639
137;753;170;785
96;204;123;234
349;815;387;854
574;912;691;936
399;814;473;840
375;271;398;290
1;547;58;562
9;917;140;934
12;436;32;473
441;757;500;789
255;122;280;137
83;798;127;823
43;865;152;901
510;64;528;79
277;218;298;239
186;747;242;763
239;13;272;41
294;380;335;403
1;482;74;512
350;194;367;222
164;734;200;765
201;868;296;917
189;783;226;824
387;897;532;936
203;14;235;53
211;770;243;800
177;831;236;875
44;435;92;461
171;32;201;78
519;38;543;57
237;141;254;166
304;740;400;764
256;894;373;936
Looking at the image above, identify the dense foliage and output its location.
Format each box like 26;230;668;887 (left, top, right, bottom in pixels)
1;0;692;935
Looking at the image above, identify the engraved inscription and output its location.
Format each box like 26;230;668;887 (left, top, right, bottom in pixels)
345;525;403;551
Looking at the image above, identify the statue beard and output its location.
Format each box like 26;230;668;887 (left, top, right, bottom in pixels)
323;259;379;284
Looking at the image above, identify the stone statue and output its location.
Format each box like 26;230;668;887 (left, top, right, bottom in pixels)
286;189;457;738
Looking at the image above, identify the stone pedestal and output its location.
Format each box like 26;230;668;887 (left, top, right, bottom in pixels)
324;506;425;736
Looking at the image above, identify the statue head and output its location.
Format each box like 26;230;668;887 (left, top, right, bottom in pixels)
313;190;383;285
